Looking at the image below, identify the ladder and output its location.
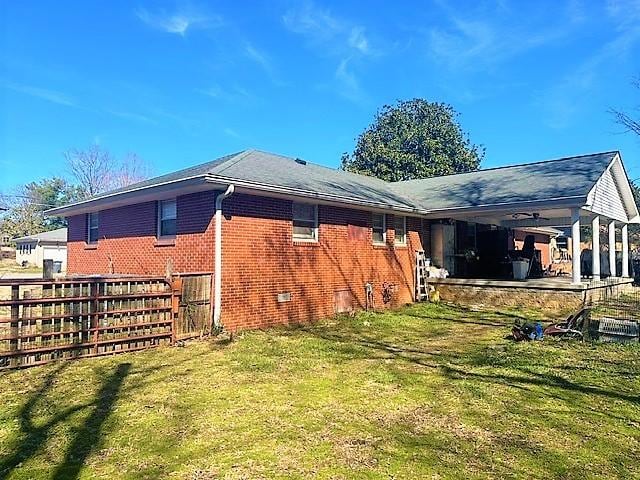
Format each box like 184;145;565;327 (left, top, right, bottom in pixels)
415;250;429;302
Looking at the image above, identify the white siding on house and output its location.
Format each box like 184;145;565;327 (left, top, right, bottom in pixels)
586;166;628;222
15;242;41;266
42;244;67;270
15;242;67;271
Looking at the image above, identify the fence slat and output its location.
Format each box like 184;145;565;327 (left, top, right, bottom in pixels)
0;276;190;369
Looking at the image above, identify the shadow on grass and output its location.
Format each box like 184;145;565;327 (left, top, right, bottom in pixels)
0;345;214;480
0;363;131;480
404;312;508;328
50;363;131;480
441;364;640;404
288;307;639;407
283;322;460;370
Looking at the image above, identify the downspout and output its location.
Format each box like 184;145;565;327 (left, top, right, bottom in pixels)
213;184;235;329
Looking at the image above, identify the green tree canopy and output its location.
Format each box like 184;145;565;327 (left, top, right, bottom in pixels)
341;99;484;182
0;178;83;239
0;145;150;239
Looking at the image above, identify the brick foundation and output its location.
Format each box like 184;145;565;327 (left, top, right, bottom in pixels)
434;284;584;316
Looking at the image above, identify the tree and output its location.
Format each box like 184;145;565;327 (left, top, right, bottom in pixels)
610;77;640;136
631;181;640;246
610;77;640;246
110;153;151;190
65;145;150;198
341;99;484;182
0;178;83;238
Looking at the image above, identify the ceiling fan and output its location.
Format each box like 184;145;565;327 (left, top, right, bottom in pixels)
512;212;550;223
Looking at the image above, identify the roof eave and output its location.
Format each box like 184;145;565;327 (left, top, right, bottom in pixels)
204;174;426;215
45;175;213;217
420;196;588;218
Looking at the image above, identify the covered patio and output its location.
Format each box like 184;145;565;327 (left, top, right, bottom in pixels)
390;151;639;302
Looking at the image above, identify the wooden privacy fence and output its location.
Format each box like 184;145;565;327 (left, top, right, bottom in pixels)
0;273;213;370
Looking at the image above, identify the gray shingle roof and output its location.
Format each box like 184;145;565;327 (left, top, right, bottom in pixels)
63;149;419;212
14;228;67;243
388;151;618;211
205;150;417;209
87;151;244;199
47;149;623;217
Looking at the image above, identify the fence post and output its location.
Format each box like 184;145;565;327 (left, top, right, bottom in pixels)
91;280;100;355
10;285;19;365
170;277;183;344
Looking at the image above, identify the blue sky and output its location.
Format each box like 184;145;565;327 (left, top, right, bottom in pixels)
1;0;640;191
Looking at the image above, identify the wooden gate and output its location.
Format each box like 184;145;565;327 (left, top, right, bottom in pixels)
173;272;213;340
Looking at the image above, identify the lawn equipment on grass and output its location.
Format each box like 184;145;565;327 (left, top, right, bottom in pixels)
511;307;588;341
543;307;588;340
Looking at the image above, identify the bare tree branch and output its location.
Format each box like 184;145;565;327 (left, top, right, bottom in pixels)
64;145;151;198
109;153;151;189
610;75;640;136
65;145;114;198
609;108;640;136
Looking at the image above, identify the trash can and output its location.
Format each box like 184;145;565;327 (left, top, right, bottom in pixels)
512;260;529;280
43;259;54;279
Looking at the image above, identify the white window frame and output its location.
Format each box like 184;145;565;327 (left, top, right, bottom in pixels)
292;202;318;242
394;215;407;246
157;199;177;239
87;212;99;244
372;212;386;245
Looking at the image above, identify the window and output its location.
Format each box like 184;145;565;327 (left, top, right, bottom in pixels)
394;215;406;245
292;202;318;241
87;212;99;244
372;213;386;244
157;199;177;238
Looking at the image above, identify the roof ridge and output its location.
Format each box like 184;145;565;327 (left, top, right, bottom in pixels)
247;148;391;185
392;150;620;184
212;149;255;175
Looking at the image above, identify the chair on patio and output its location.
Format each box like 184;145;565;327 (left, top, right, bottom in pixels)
522;235;543;278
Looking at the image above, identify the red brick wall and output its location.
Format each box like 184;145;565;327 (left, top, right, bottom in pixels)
220;194;422;331
67;191;423;330
67;191;216;275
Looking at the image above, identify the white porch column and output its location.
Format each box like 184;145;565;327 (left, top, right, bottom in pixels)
608;220;617;277
621;224;629;277
571;208;581;284
591;216;600;281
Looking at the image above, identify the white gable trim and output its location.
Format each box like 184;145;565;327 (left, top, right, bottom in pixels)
584;153;640;224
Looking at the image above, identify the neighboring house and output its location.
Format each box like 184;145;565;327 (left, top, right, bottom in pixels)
47;150;639;330
14;228;67;271
513;227;563;270
0;234;15;260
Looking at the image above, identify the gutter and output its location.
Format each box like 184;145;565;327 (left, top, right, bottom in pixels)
212;184;235;330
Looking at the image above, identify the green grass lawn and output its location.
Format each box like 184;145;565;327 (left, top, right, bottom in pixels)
1;303;639;479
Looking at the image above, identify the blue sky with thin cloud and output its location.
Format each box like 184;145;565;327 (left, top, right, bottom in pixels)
1;0;639;190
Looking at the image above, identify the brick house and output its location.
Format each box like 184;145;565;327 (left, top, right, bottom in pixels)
48;150;639;330
51;151;427;331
